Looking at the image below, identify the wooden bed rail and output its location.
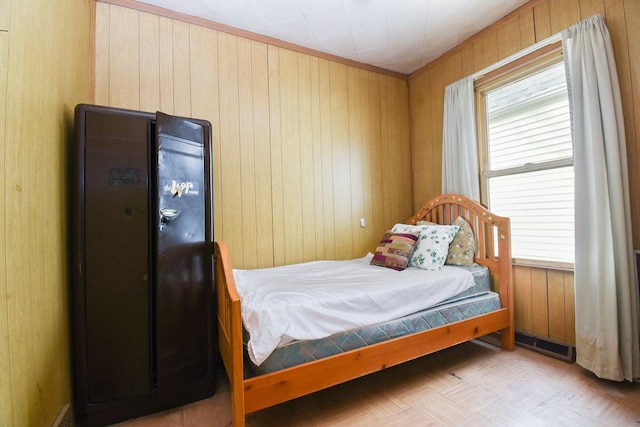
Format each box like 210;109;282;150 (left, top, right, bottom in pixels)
215;193;514;426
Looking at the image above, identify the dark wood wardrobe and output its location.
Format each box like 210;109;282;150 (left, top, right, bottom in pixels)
71;104;216;426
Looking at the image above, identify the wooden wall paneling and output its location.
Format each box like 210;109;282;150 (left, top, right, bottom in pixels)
318;62;334;261
359;69;373;251
429;64;444;200
268;45;286;266
390;77;412;223
237;37;258;269
28;24;48;422
481;31;499;73
41;0;73;416
0;30;12;426
383;74;411;224
549;0;581;34
442;51;462;88
564;271;576;343
422;69;444;204
0;0;8;30
329;62;353;259
279;48;304;265
4;0;90;421
5;4;37;421
460;45;475;80
472;39;485;74
251;41;274;268
171;20;191;117
411;72;434;207
189;25;222;242
366;71;384;248
533;2;552;42
519;9;536;49
618;0;640;248
579;0;605;18
139;11;160;112
496;18;522;61
109;5;139;109
94;1;110;104
379;74;393;228
297;52;318;262
310;57;326;259
530;268;549;338
513;266;534;334
547;270;569;342
158;16;174;114
218;32;244;266
348;66;366;257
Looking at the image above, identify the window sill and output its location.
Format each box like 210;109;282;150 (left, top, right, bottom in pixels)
512;258;574;272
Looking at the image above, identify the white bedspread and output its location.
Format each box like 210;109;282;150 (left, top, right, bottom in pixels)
234;254;475;366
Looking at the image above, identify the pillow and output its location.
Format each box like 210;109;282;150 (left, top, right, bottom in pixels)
370;231;420;271
417;217;476;266
391;223;459;271
446;216;476;266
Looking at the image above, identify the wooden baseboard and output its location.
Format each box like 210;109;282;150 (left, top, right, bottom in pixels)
51;403;73;427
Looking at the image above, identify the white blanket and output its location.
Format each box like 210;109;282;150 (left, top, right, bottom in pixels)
234;254;475;366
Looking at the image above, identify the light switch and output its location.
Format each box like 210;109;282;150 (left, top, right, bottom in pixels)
360;218;366;228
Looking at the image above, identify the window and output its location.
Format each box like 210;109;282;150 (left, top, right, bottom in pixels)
477;56;574;266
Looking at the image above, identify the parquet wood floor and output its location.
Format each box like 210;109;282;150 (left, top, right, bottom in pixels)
114;341;640;426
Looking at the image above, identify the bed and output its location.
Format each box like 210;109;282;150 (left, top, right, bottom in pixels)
215;194;514;426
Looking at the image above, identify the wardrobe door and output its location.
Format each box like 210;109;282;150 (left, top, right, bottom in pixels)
154;112;213;397
82;110;152;403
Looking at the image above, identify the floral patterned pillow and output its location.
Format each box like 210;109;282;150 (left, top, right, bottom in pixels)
391;223;459;271
417;216;476;266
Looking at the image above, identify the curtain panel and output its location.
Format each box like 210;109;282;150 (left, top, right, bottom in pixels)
442;76;480;201
563;14;640;382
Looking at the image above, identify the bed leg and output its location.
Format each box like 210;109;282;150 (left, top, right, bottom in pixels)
501;326;515;351
231;387;245;427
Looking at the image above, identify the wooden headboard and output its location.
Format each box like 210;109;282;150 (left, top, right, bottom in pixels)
405;193;512;309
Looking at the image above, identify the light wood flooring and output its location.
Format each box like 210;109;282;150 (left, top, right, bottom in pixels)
115;341;640;426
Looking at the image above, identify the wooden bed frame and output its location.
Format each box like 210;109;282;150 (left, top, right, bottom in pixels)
215;194;514;426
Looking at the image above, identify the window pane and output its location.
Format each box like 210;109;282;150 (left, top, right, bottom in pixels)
488;166;574;263
487;63;572;171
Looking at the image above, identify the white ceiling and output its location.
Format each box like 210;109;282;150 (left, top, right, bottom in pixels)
135;0;529;74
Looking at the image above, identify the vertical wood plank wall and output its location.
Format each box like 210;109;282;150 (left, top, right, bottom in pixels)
409;0;639;345
0;0;92;425
93;2;413;269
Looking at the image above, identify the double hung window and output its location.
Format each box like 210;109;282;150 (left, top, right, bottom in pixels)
477;56;574;266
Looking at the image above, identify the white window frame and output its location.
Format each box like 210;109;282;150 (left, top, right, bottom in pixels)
475;46;574;271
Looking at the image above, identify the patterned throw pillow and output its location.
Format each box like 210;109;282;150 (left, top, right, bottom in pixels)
370;231;420;271
417;217;476;266
446;216;476;266
391;223;459;271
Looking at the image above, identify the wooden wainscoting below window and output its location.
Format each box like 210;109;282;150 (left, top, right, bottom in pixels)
513;265;575;352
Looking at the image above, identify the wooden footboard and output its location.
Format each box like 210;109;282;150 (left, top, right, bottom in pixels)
215;193;513;426
214;241;245;426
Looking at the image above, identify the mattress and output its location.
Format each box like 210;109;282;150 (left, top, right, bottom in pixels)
245;264;497;377
235;255;481;366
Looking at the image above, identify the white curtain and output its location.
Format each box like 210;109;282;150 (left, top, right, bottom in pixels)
442;76;480;201
563;14;640;381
